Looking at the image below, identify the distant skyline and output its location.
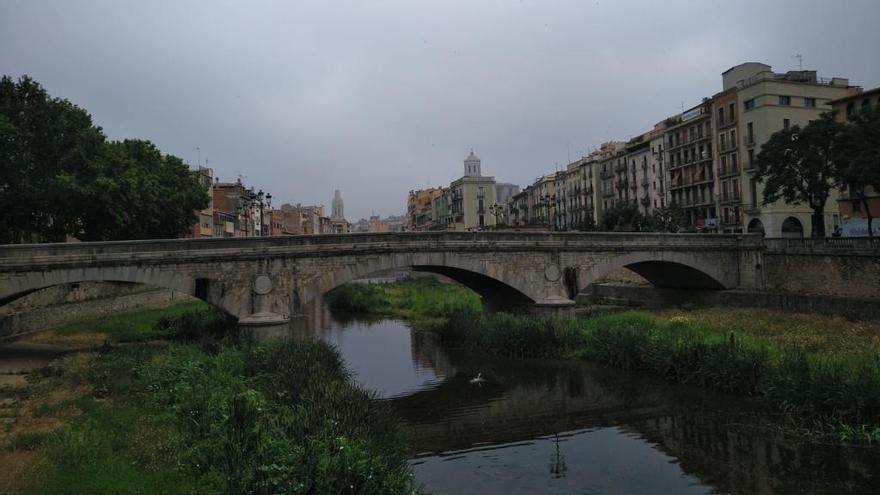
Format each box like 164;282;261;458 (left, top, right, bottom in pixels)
3;0;879;220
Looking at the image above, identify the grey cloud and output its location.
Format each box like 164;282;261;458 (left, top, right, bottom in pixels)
2;0;879;219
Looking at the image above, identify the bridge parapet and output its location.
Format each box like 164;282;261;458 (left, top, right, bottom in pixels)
764;237;880;255
0;232;764;266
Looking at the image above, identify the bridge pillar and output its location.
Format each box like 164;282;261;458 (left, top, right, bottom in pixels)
238;274;290;337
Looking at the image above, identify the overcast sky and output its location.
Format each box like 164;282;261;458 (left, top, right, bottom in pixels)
3;1;879;220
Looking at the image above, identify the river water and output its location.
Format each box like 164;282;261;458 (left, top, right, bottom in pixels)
299;305;879;494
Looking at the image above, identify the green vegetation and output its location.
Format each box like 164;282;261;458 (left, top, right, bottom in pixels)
438;309;880;443
7;307;417;494
37;301;212;345
325;278;481;327
325;279;880;442
0;75;210;243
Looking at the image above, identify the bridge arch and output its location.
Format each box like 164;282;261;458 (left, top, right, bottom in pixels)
579;251;730;292
0;266;239;318
300;251;537;312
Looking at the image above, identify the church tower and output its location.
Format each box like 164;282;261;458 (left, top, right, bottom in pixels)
464;149;481;177
331;189;344;219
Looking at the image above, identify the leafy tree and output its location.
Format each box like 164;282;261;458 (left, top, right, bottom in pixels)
77;140;210;240
647;204;688;233
833;106;880;237
600;203;647;231
754;113;843;237
0;75;106;242
0;75;209;242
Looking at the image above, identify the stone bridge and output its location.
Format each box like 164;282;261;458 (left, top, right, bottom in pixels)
0;232;765;330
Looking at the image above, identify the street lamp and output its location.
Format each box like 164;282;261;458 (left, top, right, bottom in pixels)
539;194;556;231
489;203;505;227
254;189;272;236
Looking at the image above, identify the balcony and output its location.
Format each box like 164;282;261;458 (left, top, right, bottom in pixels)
719;191;741;203
718;165;740;177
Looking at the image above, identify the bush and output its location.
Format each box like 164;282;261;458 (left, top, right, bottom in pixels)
155;308;232;342
438;309;880;439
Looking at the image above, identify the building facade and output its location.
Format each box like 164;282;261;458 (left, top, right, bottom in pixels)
829;86;880;234
727;62;853;237
666;100;716;231
407;187;444;231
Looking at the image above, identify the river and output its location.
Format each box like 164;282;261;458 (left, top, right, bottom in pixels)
296;303;880;495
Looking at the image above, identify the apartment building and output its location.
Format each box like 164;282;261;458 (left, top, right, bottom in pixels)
713;87;743;233
648;122;667;211
623;133;653;216
830;86;880;234
407;187;444;231
666;100;715;230
727;62;854;237
595;142;626;214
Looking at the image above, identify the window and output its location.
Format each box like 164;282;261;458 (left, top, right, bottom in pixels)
783;118;790;130
779;95;791;106
730;129;736;147
744;99;755;110
718;133;725;151
804;97;816;108
717;107;725;126
747;122;754;143
728;102;735;121
731;153;738;171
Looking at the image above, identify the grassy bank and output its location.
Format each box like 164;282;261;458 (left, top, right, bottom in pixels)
3;309;417;494
322;280;880;442
439;309;880;443
30;300;213;346
324;277;481;327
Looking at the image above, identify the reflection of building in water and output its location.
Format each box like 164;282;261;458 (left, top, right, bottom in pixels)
288;295;333;339
409;329;454;382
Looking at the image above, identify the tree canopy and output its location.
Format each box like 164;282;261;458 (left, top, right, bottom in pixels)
0;75;209;243
833;106;880;236
754;113;842;237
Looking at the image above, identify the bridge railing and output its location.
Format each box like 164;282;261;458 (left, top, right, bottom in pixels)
764;237;880;254
0;231;765;259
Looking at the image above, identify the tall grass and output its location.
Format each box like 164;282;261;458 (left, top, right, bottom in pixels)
50;300;210;342
19;309;418;494
325;278;481;326
440;310;880;442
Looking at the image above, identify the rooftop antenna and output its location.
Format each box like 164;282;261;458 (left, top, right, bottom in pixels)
792;53;804;70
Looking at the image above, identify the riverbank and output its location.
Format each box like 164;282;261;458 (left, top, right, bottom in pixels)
1;306;418;494
325;278;481;327
326;280;880;444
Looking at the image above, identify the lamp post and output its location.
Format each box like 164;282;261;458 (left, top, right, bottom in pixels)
539;193;556;231
489;203;505;228
254;189;272;236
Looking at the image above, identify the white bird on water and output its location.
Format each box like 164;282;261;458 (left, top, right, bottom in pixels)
469;373;485;385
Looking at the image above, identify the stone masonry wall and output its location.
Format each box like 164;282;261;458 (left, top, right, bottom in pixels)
0;282;190;339
762;253;880;300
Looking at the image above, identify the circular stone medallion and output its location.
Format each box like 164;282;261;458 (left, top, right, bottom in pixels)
254;275;273;295
544;263;561;282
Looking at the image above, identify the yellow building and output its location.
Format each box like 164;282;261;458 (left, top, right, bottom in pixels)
725;62;854;237
448;151;498;231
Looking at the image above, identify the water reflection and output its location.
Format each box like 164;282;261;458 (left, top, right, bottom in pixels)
300;298;879;495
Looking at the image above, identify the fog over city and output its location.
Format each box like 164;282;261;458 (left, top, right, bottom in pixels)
3;0;879;220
